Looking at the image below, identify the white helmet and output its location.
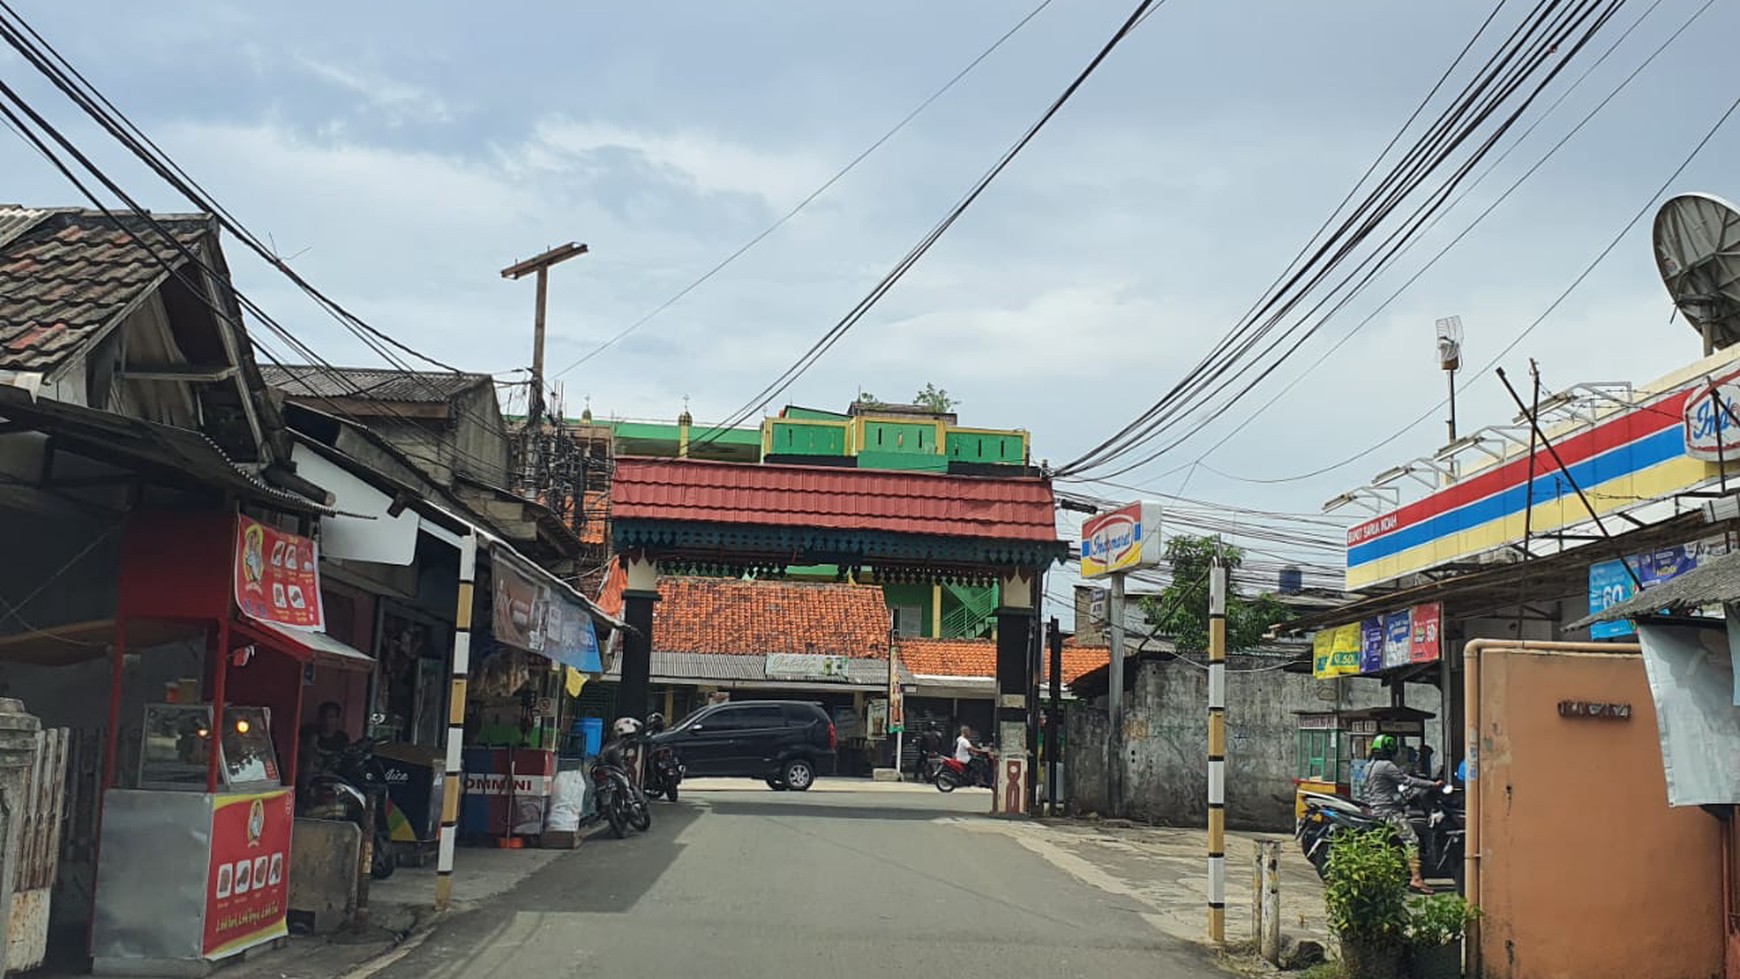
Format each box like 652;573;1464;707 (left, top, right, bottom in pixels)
612;717;642;737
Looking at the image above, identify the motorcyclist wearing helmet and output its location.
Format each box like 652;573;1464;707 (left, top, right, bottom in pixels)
1363;734;1442;894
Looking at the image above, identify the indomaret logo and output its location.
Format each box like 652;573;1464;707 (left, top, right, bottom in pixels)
1083;505;1147;576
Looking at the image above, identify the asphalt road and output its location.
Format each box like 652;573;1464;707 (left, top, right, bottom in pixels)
365;781;1217;979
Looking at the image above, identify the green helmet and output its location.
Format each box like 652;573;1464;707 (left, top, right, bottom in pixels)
1370;734;1399;758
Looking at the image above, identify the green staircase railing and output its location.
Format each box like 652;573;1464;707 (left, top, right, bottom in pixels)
939;581;997;639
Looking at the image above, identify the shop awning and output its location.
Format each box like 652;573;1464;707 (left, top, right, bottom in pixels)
235;616;374;672
0;618;204;665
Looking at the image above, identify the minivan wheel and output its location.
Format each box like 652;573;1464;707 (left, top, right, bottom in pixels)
783;759;815;791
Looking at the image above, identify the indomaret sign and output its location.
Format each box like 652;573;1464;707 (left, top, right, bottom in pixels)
1080;502;1162;579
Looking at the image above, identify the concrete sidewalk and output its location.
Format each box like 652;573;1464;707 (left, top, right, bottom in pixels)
957;818;1329;960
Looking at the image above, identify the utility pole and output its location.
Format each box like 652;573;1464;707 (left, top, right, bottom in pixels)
1047;616;1063;817
502;242;588;499
1108;572;1126;817
1207;559;1228;946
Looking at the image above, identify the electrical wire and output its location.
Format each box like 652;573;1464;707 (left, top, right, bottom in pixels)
1056;1;1634;480
692;0;1169;447
1125;0;1707;488
545;0;1059;381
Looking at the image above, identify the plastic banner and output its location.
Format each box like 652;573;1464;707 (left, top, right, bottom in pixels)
1410;603;1442;663
1636;620;1740;806
233;516;323;630
1359;618;1384;674
1383;611;1412;669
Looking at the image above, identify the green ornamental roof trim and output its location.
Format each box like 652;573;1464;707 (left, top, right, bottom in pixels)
610;421;761;445
612;519;1067;570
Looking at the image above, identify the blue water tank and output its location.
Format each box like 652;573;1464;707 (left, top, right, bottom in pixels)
1278;566;1304;595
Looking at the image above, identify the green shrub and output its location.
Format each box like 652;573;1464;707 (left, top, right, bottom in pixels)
1408;892;1481;947
1323;827;1410;944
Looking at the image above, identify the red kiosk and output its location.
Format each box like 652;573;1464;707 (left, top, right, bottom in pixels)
90;509;373;973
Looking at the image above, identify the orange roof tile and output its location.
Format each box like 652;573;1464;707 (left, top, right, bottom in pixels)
653;576;890;659
896;637;1109;685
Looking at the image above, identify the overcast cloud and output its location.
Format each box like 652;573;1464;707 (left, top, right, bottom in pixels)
4;1;1737;612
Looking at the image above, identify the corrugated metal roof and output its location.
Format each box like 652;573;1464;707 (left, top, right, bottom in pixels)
613;458;1059;542
0;209;210;374
260;364;490;404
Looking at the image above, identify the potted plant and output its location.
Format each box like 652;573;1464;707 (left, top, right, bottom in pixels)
1406;893;1480;978
1323;828;1410;979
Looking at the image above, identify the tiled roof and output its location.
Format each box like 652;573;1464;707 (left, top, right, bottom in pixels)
0;207;211;374
613;458;1058;541
261;364;491;404
898;637;1109;685
653;576;890;659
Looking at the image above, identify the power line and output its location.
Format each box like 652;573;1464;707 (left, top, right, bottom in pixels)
1133;0;1707;488
545;0;1058;382
1205;62;1740;489
693;0;1170;446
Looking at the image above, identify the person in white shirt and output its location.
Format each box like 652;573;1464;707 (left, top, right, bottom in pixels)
954;725;990;786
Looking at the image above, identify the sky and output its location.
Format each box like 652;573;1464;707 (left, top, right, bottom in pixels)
4;0;1738;616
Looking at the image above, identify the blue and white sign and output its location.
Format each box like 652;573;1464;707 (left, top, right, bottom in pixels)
1383;612;1412;669
1359;618;1384;674
1589;559;1639;639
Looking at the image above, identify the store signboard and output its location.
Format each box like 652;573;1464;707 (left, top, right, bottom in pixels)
1587;536;1732;639
202;789;291;958
765;653;851;682
492;558;547;653
1359;619;1384;674
1383;611;1412;669
233;516;323;630
1682;373;1740;461
1410;603;1442;663
1344;354;1740;590
542;598;602;674
1080;501;1162;579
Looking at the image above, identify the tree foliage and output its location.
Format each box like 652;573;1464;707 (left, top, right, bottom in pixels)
1138;535;1292;652
914;383;957;413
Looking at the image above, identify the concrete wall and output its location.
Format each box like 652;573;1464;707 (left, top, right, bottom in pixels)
1475;649;1724;979
1065;657;1438;831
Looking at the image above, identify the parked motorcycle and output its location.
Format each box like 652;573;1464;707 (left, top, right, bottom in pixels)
301;737;396;880
641;713;685;802
1296;784;1464;891
588;730;651;838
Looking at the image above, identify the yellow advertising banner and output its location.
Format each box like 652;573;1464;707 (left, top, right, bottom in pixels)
1313;623;1362;678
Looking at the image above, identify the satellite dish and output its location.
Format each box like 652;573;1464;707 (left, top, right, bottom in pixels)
1654;193;1740;353
1435;316;1463;371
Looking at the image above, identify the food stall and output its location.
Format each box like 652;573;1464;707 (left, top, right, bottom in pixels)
459;551;604;844
90;510;375;974
1291;705;1436;818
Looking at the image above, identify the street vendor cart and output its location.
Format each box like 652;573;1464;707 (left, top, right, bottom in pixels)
1292;705;1436;818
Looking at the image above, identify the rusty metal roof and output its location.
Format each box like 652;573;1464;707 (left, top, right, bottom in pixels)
261;364;491;404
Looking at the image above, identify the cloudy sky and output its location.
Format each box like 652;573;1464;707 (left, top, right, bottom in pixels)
4;0;1737;604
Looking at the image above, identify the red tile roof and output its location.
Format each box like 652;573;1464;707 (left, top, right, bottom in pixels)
612;458;1058;542
898;637;1109;685
652;576;891;658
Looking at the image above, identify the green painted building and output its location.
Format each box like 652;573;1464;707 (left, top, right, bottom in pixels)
602;399;1034;639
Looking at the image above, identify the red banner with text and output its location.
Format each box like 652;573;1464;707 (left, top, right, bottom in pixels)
202;789;292;958
234;515;324;629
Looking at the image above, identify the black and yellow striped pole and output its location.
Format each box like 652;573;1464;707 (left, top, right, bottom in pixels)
435;529;477;911
1207;558;1227;944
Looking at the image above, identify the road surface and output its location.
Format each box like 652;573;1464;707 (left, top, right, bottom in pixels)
364;781;1218;979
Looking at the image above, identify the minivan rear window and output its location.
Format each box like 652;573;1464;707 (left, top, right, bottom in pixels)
781;703;821;724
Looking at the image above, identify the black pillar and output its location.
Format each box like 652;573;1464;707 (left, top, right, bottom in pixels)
995;605;1033;731
619;589;658;721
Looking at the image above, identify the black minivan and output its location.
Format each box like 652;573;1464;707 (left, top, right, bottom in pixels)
651;700;836;791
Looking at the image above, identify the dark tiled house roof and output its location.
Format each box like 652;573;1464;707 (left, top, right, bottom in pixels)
260;364;491;404
0;207;211;374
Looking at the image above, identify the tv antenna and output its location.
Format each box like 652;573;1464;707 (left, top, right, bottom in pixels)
1654;193;1740;356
